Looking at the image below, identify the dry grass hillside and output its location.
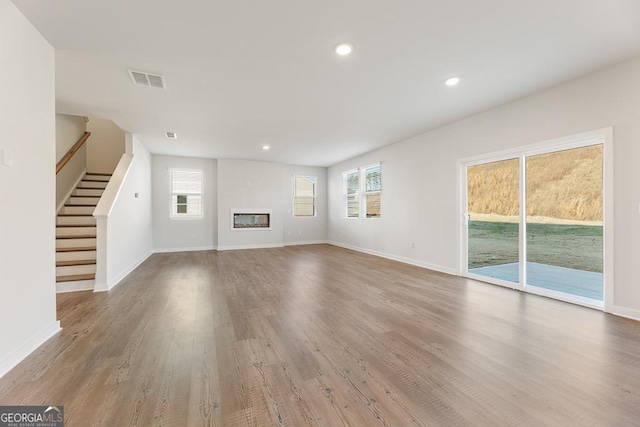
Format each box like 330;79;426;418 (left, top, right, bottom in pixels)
468;145;603;221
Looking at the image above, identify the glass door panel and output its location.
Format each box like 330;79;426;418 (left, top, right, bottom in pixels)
525;145;603;301
467;158;520;285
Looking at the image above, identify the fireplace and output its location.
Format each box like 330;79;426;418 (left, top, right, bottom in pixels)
231;209;272;230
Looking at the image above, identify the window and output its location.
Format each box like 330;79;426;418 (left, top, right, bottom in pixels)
345;170;359;218
365;165;381;218
170;169;203;219
293;176;317;217
344;163;382;218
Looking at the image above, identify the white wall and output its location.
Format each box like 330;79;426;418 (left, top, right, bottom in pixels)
94;135;153;291
328;55;640;319
217;159;286;249
152;155;218;251
55;114;86;161
86;117;125;174
153;158;327;251
55;114;86;210
0;0;60;377
283;165;328;245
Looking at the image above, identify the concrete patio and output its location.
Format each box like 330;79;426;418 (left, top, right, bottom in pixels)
469;262;603;301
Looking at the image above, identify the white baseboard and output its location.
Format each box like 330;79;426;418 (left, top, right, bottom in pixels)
217;243;285;251
611;305;640;322
0;321;61;379
328;241;457;276
154;242;327;252
94;249;154;293
284;240;329;247
154;246;217;254
56;279;95;293
93;281;107;293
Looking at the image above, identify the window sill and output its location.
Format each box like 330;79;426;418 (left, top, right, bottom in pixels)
343;217;382;220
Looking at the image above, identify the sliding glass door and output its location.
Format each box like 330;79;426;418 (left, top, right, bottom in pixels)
461;132;608;308
525;145;603;301
467;158;520;287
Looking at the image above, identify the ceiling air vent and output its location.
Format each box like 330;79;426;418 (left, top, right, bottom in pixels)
128;70;166;89
165;132;177;139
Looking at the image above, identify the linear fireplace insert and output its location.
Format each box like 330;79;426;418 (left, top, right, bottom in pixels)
232;210;271;230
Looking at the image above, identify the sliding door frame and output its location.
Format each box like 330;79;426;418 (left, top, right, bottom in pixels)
457;128;613;311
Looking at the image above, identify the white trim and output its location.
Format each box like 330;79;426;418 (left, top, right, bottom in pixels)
525;285;603;310
94;250;153;292
611;305;640;322
292;175;318;218
602;127;615;313
93;154;133;218
361;161;382;172
284;240;329;247
519;154;527;289
56;279;95;293
361;163;382;219
56;168;86;214
93;217;107;291
328;241;457;275
169;168;204;220
467;273;604;310
154;246;217;253
456;160;465;276
217;243;285;251
343;169;360;218
0;321;61;379
342;162;383;219
466;272;521;291
169;216;204;221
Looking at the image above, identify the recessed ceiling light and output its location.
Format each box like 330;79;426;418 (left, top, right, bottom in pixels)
165;132;177;139
334;43;353;56
445;77;461;86
262;145;270;151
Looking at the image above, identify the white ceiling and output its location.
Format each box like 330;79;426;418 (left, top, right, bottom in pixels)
12;0;640;166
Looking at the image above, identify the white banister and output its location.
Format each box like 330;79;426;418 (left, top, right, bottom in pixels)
91;133;153;292
93;153;133;292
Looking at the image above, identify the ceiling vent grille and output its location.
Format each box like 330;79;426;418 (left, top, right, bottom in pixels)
165;132;177;139
128;70;166;89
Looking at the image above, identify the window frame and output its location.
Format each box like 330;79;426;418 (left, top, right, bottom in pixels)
169;168;204;220
292;175;318;218
343;163;382;219
363;163;382;218
458;127;613;311
343;169;360;219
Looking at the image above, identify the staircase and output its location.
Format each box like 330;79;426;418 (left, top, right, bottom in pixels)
56;173;111;289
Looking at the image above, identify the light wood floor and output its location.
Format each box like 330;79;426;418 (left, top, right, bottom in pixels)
1;244;640;426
